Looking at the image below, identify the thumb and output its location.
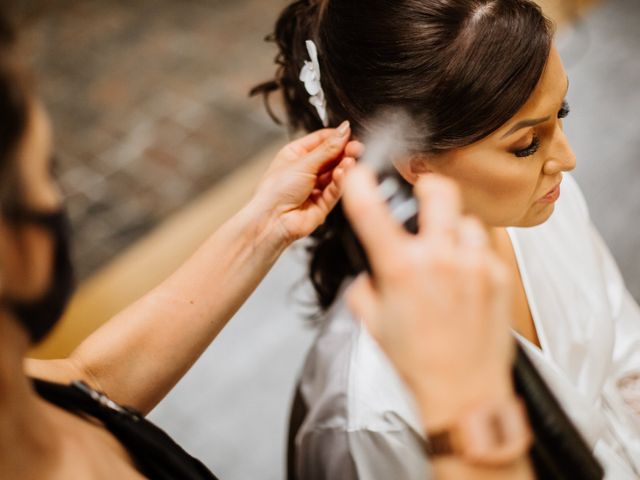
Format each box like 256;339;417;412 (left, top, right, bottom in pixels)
301;121;351;172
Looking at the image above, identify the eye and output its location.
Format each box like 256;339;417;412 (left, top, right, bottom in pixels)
558;100;571;119
513;135;540;158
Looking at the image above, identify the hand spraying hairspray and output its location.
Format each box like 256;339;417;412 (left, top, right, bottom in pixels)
340;109;604;480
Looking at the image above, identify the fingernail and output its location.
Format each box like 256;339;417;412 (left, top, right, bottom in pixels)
337;120;350;137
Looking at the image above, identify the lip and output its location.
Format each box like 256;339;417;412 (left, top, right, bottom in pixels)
538;183;562;204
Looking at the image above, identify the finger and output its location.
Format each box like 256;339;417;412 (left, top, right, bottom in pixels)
346;274;380;336
314;157;356;213
315;170;334;190
315;154;356;190
414;175;462;243
301;121;351;172
345;140;365;159
332;157;356;186
316;157;353;192
342;165;405;270
285;128;337;157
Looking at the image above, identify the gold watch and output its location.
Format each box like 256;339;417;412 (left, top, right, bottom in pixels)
423;396;532;466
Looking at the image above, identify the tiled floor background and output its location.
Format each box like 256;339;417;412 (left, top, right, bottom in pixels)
23;0;287;279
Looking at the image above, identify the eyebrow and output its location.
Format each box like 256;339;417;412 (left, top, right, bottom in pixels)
500;76;571;140
500;116;550;139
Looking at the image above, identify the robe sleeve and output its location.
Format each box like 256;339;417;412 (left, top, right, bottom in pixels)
590;225;640;475
295;427;359;480
568;175;640;423
591;226;640;422
547;176;640;473
296;425;429;480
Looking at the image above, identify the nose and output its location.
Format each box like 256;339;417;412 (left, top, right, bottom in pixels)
543;128;576;175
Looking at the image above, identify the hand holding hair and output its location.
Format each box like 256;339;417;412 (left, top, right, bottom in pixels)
28;125;361;415
252;121;361;246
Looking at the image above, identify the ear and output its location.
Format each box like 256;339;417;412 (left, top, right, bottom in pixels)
393;155;432;185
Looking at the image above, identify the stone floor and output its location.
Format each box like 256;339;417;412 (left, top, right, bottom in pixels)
23;0;288;279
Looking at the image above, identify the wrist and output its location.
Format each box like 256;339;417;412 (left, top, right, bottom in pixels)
422;393;532;467
240;197;291;255
415;376;515;431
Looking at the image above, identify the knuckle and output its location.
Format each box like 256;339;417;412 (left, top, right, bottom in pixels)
423;248;456;275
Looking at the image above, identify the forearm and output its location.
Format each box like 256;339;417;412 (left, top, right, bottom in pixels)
68;198;287;413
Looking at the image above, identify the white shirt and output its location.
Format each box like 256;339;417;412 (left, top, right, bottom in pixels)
294;174;640;479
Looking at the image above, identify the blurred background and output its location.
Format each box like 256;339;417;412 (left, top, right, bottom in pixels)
18;0;640;478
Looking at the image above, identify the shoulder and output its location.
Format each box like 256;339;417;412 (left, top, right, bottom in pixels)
300;299;423;433
297;302;429;478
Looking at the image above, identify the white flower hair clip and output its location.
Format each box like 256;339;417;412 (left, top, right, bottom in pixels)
299;40;329;127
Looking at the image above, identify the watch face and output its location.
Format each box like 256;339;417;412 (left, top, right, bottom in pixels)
456;398;532;466
423;430;454;457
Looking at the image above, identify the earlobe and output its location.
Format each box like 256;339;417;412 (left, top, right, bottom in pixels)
392;156;433;185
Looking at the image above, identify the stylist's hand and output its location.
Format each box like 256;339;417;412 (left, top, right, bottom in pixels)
343;166;515;430
253;121;361;244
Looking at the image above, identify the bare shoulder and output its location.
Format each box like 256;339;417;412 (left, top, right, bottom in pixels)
46;403;145;480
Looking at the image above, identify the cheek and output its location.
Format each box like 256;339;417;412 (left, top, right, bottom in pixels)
444;158;542;226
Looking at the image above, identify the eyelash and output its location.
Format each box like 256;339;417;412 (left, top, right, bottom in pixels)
558;101;571;119
513;101;571;158
514;136;541;158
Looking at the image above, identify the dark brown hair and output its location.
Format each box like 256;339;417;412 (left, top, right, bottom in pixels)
253;0;554;311
0;8;30;218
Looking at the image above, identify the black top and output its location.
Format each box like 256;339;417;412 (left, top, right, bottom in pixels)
33;378;220;480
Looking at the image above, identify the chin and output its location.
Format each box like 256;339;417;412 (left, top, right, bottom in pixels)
517;204;557;228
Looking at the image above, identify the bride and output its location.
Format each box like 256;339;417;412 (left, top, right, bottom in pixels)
254;0;640;478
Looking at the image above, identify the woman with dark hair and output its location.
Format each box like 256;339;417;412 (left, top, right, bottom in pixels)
254;0;640;478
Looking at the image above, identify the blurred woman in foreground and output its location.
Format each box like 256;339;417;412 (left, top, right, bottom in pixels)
0;10;357;477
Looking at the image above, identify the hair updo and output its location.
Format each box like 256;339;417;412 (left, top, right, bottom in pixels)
253;0;554;312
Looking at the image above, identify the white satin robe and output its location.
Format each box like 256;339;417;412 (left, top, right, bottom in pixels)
295;174;640;479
